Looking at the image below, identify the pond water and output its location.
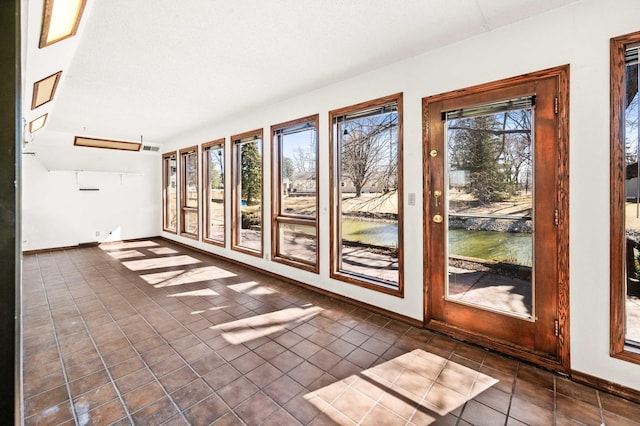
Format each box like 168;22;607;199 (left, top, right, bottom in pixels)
449;229;532;266
341;218;398;247
341;217;532;266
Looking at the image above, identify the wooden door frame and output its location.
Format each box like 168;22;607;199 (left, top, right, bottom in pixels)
422;65;570;372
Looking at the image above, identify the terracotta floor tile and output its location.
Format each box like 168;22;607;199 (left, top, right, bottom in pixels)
245;361;283;388
509;396;554;426
263;374;305;405
360;403;406;426
122;380;166;412
72;382;119;413
217;377;259;408
261;408;301;426
21;244;640;425
131;396;179;425
270;349;304;373
199;365;237;391
169;378;213;411
182;394;230;426
289;361;326;387
234;391;279;425
24;400;74;426
513;378;554;410
290;339;323;359
158;365;198;393
346;347;379;369
229;350;265;374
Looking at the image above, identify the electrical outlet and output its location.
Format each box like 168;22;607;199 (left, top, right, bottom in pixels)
96;231;100;237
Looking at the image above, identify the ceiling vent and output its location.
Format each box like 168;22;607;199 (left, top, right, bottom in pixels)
141;144;160;152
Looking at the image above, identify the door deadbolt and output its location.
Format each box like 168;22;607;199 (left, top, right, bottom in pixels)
433;214;443;223
430;149;438;157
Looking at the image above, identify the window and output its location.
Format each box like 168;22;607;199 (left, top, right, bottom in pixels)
180;146;199;238
329;94;403;295
611;30;640;364
271;115;319;272
162;152;177;233
202;139;225;246
231;130;263;256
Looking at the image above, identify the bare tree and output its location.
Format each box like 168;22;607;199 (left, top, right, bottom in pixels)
340;114;397;197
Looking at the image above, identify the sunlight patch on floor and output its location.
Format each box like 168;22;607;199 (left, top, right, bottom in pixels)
148;247;179;255
228;281;278;296
100;240;159;250
168;288;220;298
105;249;145;260
305;349;498;424
139;265;236;287
123;254;201;271
213;306;323;344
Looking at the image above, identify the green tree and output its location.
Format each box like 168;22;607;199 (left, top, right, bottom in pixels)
241;141;261;205
448;115;511;203
282;156;295;183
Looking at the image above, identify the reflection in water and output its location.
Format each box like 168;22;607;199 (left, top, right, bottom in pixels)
449;229;532;266
341;217;398;247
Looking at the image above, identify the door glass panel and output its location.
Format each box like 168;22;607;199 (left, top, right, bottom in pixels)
445;102;534;319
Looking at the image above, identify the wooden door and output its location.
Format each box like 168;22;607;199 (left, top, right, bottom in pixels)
423;67;569;371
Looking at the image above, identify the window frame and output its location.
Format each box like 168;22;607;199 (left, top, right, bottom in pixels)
611;30;640;364
329;93;404;296
231;129;264;257
162;151;178;234
271;114;320;273
202;138;226;247
179;146;199;239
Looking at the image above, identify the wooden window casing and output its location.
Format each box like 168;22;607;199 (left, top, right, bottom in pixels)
329;93;404;296
162;151;178;234
611;30;640;364
271;115;320;273
231;129;264;257
202;139;226;247
180;146;199;239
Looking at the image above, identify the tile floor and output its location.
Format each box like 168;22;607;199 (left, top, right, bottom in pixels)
21;239;640;425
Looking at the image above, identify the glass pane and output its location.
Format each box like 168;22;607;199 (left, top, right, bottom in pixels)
185;151;198;208
445;107;534;319
337;106;399;285
166;156;177;231
280;127;317;217
278;222;317;264
184;210;198;235
207;146;224;243
625;58;640;344
238;138;262;251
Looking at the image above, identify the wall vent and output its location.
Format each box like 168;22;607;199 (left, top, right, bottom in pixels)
142;144;160;152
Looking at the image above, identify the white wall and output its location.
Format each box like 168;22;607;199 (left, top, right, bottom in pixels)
22;131;160;251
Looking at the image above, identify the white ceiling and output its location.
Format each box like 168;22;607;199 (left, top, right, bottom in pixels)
23;0;577;146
